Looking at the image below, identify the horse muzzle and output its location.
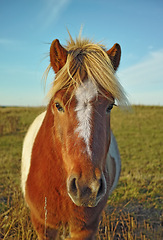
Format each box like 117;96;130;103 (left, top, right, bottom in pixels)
67;172;107;207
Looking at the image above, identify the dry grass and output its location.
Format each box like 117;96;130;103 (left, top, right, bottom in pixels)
0;189;162;239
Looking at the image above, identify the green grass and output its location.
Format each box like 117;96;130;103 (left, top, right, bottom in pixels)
0;105;162;239
110;106;163;209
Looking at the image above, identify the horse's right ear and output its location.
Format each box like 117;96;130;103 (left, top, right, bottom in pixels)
50;39;68;73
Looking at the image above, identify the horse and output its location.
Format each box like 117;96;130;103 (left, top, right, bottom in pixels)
21;34;127;239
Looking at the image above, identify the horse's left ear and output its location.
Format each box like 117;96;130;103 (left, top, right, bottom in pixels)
107;43;121;71
50;39;68;73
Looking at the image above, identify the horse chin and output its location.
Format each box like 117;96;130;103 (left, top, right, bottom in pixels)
68;194;101;208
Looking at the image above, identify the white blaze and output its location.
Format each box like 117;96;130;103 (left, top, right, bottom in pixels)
75;79;98;157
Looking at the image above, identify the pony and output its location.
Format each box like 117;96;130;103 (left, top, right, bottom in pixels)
21;33;127;239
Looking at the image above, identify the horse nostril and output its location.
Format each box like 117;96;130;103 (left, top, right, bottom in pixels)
98;179;103;196
97;175;106;199
67;173;106;206
68;177;91;197
68;177;78;196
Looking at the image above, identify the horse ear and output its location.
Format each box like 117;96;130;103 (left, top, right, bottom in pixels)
107;43;121;71
50;39;68;73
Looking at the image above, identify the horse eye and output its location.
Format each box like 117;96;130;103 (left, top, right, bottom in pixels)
55;102;64;112
106;104;114;114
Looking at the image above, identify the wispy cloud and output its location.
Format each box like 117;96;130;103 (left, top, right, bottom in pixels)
38;0;71;29
119;49;163;86
118;49;163;105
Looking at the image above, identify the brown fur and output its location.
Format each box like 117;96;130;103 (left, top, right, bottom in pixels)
23;35;124;239
25;97;110;239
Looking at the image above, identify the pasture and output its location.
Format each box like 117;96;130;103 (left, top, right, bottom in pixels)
0;105;162;239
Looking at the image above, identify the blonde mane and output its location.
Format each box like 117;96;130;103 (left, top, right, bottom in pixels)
47;35;128;106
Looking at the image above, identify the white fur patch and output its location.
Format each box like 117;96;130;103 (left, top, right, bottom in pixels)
75;80;98;157
21;111;46;196
107;131;121;195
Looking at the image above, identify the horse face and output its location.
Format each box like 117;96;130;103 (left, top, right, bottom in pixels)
50;38;121;207
52;80;114;207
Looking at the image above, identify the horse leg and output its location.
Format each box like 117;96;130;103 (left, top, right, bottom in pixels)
31;213;58;240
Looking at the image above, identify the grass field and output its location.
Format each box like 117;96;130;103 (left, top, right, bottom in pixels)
0;105;162;239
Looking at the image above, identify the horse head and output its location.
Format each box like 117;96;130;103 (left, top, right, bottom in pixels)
48;38;122;208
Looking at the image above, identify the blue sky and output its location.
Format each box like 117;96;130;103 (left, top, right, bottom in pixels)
0;0;163;106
